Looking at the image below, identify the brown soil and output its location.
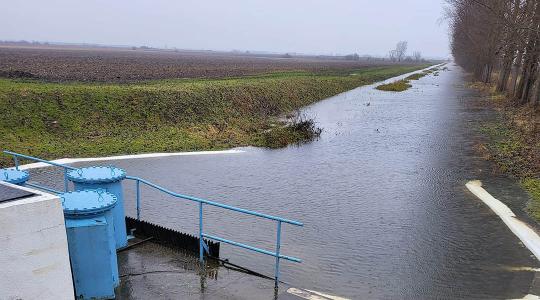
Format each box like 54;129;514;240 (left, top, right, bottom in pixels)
0;45;403;83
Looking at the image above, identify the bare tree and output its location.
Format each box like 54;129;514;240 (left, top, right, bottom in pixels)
395;41;408;62
446;0;540;107
413;51;422;62
388;49;397;62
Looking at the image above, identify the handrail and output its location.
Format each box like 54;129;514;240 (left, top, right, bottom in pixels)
2;150;303;287
125;174;302;287
3;150;75;192
125;175;303;226
25;182;63;195
202;233;301;263
3;150;77;170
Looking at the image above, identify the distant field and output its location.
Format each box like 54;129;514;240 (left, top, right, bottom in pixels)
0;46;404;82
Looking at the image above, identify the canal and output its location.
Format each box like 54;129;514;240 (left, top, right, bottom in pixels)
33;66;540;299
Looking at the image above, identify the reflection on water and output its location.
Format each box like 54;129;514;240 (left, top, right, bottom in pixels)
30;67;539;299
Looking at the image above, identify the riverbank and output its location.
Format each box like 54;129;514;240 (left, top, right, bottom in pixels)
0;64;428;167
471;81;540;222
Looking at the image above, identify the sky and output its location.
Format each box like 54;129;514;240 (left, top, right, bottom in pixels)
0;0;450;58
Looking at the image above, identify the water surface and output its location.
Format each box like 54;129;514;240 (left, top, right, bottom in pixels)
32;67;539;299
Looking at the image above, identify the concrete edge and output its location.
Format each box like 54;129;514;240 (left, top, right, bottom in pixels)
466;180;540;261
0;181;58;208
12;149;245;170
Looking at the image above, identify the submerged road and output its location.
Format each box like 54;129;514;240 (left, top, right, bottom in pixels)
33;66;540;299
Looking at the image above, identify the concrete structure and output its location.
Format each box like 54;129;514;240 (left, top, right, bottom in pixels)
0;181;74;300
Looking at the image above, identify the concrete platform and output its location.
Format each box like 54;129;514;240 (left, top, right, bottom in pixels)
0;183;34;203
0;181;74;300
116;239;309;300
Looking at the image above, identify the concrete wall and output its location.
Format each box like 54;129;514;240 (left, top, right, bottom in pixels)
0;182;74;300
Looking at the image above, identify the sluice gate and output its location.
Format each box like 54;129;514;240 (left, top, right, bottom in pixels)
124;216;221;257
1;150;303;299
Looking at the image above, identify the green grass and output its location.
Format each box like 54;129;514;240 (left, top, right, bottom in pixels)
0;64;429;167
405;73;426;80
479;121;529;176
375;80;412;92
479;119;540;222
523;178;540;221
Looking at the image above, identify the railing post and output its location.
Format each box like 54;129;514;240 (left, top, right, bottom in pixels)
63;168;68;192
199;202;204;263
274;221;282;288
136;179;141;220
13;156;19;170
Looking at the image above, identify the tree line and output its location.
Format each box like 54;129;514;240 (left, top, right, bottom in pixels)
447;0;540;107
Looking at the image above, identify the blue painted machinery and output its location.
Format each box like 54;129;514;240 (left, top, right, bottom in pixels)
2;150;303;288
67;166;128;249
1;168;29;185
61;190;119;299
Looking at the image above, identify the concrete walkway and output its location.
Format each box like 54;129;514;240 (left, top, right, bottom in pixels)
116;240;322;300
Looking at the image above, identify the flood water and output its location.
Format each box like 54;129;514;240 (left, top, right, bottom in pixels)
32;66;540;299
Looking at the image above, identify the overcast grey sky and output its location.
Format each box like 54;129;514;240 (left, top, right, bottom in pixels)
0;0;449;58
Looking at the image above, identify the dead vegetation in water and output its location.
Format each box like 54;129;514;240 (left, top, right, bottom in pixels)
375;64;446;92
405;73;426;80
258;111;322;148
375;80;412;92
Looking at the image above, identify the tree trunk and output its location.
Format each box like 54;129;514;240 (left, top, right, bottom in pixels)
497;45;515;92
519;0;540;104
533;76;540;108
510;50;523;94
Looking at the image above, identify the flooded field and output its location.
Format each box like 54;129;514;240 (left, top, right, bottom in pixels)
31;67;539;299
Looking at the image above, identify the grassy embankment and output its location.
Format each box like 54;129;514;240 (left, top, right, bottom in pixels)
473;83;540;221
0;64;429;167
375;66;439;92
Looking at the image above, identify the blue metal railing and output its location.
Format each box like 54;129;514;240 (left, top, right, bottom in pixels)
124;175;303;284
4;150;77;193
2;150;303;286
